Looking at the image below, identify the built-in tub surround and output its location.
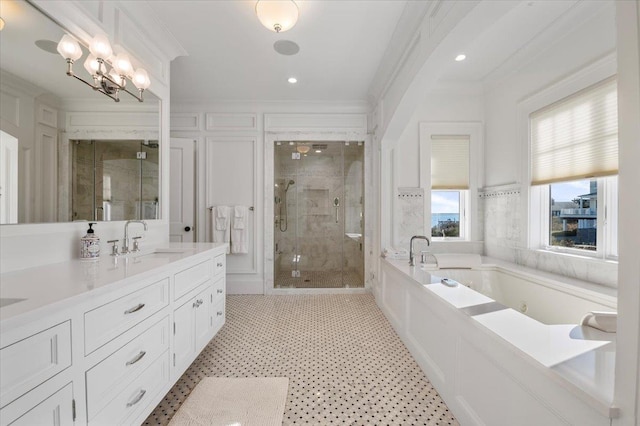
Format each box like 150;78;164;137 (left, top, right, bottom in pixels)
378;257;618;425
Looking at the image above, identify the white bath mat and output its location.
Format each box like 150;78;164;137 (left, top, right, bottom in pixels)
168;377;289;426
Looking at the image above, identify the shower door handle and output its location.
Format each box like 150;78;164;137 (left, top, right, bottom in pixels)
333;197;340;224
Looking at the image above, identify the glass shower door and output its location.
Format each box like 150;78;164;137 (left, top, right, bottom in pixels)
273;141;364;288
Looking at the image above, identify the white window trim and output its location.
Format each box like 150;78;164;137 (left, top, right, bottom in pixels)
519;53;618;260
532;178;618;260
419;122;483;242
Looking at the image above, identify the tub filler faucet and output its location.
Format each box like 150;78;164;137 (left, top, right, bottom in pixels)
409;235;430;266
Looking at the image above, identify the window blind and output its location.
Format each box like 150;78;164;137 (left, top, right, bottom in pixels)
530;76;618;185
431;135;470;189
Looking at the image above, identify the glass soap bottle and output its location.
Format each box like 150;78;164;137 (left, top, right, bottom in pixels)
80;222;100;260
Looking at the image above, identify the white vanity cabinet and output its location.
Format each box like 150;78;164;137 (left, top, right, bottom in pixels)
0;243;227;426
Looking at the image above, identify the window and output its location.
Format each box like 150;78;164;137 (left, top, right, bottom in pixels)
530;77;618;258
420;123;482;242
431;190;463;238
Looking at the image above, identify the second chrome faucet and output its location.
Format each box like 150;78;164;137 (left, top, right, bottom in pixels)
409;235;430;266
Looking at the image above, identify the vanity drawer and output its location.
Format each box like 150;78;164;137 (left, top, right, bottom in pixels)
85;316;169;421
84;278;169;355
174;259;212;301
213;254;225;277
89;350;169;426
212;275;225;304
0;321;71;407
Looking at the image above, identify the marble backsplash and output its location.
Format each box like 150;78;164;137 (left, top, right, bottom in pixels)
482;186;617;288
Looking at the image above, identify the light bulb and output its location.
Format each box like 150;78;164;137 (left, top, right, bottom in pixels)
89;34;112;60
83;54;105;75
132;68;151;90
255;0;298;33
109;69;124;86
112;53;133;77
56;34;83;61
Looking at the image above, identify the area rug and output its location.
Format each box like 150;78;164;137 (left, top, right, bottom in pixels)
168;377;289;426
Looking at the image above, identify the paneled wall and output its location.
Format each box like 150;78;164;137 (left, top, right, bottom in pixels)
171;104;372;294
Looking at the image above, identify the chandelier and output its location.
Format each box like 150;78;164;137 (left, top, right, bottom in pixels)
56;33;151;103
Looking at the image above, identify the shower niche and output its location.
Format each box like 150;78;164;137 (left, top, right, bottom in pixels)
274;141;364;288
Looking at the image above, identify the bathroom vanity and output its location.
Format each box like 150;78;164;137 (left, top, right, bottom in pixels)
0;243;226;425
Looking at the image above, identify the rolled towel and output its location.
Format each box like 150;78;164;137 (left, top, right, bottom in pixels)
433;253;481;269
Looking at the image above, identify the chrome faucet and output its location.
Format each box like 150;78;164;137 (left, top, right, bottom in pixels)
123;220;147;254
409;235;430;266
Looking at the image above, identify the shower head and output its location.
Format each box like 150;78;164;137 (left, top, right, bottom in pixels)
285;179;295;191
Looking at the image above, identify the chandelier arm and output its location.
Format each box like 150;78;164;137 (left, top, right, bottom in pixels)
122;87;144;103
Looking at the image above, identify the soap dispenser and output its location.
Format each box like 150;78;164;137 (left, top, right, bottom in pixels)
80;222;100;260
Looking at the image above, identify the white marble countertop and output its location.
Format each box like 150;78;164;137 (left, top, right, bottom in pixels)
381;256;616;415
0;243;227;328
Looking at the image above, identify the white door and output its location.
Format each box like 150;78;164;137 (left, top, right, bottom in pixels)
170;138;195;242
0;130;19;224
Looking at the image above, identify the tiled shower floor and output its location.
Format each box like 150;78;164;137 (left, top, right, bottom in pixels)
275;270;364;288
144;294;458;425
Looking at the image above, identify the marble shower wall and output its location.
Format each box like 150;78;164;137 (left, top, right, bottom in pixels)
274;143;364;282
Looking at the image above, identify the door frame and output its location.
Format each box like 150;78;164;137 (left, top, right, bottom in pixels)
264;131;370;295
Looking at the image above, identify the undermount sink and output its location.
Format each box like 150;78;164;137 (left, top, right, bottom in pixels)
130;248;193;258
0;298;27;308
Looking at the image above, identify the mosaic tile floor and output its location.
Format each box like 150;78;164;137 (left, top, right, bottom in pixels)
275;270;364;288
144;294;458;425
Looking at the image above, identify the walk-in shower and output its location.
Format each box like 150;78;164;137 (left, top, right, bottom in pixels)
274;141;364;288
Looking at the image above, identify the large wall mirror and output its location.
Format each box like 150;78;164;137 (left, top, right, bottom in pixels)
0;0;161;225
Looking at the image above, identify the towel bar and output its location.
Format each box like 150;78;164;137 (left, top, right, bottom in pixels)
208;206;254;211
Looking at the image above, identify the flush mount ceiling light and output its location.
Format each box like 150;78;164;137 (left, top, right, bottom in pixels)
255;0;298;33
288;77;297;84
56;33;151;102
455;54;466;62
296;144;310;154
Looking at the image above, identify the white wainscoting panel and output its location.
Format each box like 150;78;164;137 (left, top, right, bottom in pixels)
205;137;257;274
171;113;201;131
0;89;20;127
264;113;367;133
66;112;159;131
205;113;257;131
37;105;57;128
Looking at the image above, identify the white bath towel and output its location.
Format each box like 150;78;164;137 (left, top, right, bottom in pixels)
231;205;249;254
212;206;230;254
433;253;481;269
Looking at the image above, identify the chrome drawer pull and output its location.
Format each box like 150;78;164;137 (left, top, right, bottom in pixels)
124;303;145;315
216;289;223;294
126;389;146;407
217;311;223;316
217;262;223;267
126;351;147;366
193;299;204;308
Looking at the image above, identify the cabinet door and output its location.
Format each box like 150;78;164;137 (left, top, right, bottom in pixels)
194;286;212;350
172;299;195;371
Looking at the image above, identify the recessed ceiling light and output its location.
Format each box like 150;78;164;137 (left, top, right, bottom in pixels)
315;149;321;153
455;54;466;62
288;77;297;84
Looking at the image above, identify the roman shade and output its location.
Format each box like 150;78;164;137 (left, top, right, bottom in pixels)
430;135;470;189
530;76;618;185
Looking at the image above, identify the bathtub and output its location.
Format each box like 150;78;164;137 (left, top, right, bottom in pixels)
378;257;617;426
423;266;616;325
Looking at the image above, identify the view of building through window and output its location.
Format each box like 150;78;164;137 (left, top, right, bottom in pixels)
549;179;597;250
431;191;460;237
